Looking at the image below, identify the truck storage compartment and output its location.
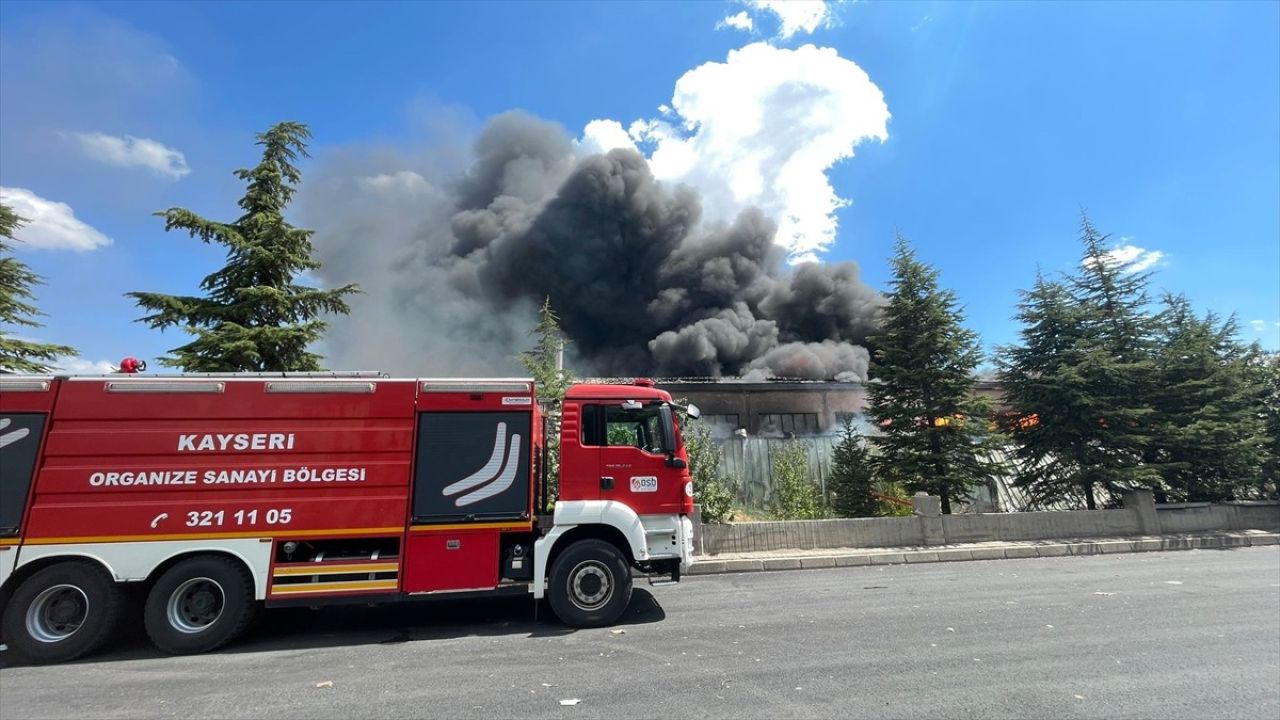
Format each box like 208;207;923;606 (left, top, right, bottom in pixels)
402;531;499;593
411;411;532;523
269;537;402;599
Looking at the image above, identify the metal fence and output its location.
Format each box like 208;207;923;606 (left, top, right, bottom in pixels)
712;436;840;511
708;436;1105;514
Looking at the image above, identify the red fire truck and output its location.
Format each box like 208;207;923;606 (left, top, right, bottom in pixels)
0;373;698;664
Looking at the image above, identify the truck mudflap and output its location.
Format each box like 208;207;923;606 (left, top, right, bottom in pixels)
644;558;681;587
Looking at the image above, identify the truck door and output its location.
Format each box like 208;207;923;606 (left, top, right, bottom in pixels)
0;378;55;541
595;402;684;515
404;384;534;595
1;377;56;588
0;412;44;538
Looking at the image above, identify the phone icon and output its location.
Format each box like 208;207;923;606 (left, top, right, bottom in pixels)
150;513;169;529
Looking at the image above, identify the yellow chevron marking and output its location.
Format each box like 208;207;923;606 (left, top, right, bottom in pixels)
273;562;399;577
270;579;399;595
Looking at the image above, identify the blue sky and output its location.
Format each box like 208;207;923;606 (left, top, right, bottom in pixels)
1;0;1277;375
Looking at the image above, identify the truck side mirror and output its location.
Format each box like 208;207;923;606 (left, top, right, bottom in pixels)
659;404;677;452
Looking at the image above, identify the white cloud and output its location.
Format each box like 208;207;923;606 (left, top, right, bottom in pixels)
750;1;834;39
51;356;118;375
718;11;756;33
1096;244;1165;273
584;42;889;262
578;119;640;155
0;187;112;251
356;170;434;195
68;132;190;179
1250;320;1268;333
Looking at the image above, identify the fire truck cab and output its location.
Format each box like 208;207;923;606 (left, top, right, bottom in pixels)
0;373;697;664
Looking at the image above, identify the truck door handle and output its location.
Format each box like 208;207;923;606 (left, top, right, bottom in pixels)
600;476;614;490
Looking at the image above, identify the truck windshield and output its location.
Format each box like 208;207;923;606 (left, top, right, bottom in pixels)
604;405;670;454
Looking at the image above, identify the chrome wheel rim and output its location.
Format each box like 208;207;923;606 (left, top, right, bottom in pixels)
568;560;613;611
167;577;225;634
26;584;89;643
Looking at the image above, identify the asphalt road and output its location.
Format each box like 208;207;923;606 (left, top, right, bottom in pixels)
2;547;1278;720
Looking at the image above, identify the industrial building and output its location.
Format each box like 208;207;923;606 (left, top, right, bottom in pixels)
567;378;1021;513
653;378;1009;439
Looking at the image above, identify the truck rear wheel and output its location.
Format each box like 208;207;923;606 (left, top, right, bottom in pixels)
547;539;633;628
144;555;257;655
0;561;125;665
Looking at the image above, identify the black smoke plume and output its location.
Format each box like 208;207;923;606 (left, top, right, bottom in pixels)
302;111;883;380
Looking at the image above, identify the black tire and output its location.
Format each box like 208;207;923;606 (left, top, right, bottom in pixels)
0;561;125;665
547;539;633;628
144;555;257;655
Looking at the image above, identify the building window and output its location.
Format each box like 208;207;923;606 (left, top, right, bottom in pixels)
757;413;820;437
702;414;741;439
832;411;875;436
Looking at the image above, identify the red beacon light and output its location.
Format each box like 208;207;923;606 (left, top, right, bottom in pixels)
117;357;147;374
632;378;655;388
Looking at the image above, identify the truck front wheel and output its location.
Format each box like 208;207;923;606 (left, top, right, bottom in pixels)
0;561;125;665
144;555;257;655
547;539;633;628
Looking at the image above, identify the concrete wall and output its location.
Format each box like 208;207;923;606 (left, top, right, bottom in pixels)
695;492;1280;556
699;517;926;555
1156;502;1280;533
938;510;1139;543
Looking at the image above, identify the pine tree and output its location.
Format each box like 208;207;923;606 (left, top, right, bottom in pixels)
1064;214;1160;500
867;236;995;514
1147;295;1268;501
128;122;358;372
1258;351;1280;499
999;215;1159;509
828;418;878;517
519;297;574;511
997;272;1097;507
0;203;77;373
519;297;574;401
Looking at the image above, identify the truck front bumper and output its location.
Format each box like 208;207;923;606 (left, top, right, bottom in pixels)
638;513;695;569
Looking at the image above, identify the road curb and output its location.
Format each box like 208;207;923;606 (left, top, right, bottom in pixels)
685;531;1280;576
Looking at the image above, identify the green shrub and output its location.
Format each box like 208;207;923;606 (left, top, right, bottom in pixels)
769;440;827;519
680;405;738;523
875;482;915;517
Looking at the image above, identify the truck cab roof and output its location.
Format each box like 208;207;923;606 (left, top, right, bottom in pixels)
565;379;671;402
